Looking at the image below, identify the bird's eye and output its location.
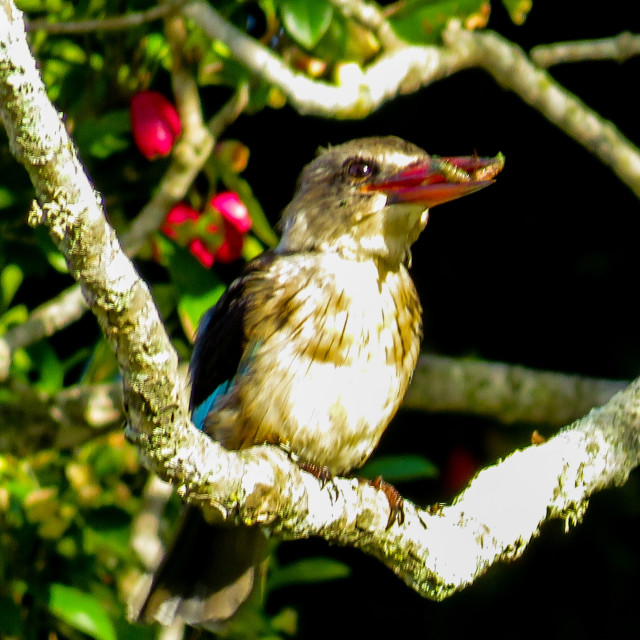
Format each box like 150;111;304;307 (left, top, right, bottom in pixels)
344;158;374;182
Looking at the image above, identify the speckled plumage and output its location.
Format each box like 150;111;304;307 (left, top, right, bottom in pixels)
135;136;502;630
200;251;422;475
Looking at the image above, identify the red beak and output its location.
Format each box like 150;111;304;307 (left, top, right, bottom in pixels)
363;153;504;207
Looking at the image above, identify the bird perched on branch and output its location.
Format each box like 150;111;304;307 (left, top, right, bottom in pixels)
133;136;504;630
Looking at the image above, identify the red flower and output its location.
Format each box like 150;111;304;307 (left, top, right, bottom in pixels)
213;223;244;264
130;91;181;160
210;192;252;234
160;193;251;267
161;202;198;239
188;237;215;268
208;192;252;263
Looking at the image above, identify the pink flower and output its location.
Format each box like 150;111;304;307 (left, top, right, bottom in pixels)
213;222;244;263
160;192;250;267
210;192;252;234
161;202;198;239
188;237;215;268
131;91;181;160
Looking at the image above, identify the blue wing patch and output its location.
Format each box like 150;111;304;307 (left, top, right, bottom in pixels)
192;379;232;430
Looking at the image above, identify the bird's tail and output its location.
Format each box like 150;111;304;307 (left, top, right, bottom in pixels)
130;506;268;631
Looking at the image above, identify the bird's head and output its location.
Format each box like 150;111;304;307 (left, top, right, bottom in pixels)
277;136;504;267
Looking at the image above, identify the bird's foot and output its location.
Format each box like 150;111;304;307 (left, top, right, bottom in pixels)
369;476;405;528
298;461;333;488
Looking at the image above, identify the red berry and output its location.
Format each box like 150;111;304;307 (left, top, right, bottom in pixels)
214;221;244;263
130;91;181;160
189;237;215;268
161;203;198;239
210;192;251;234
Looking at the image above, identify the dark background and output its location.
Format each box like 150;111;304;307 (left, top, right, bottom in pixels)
220;3;640;638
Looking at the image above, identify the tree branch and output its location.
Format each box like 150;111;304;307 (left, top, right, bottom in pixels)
530;31;640;68
25;2;182;34
2;0;640;607
181;0;466;118
405;355;626;427
443;23;640;199
182;1;640;198
1;355;626;457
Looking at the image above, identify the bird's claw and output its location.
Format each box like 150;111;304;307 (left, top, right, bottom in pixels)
370;476;405;528
298;460;333;487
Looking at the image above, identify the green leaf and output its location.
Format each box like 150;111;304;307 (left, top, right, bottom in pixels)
159;237;227;338
74;109;131;160
0;304;28;334
34;226;69;273
49;39;87;65
359;454;439;483
0;594;24;637
179;289;226;341
501;0;532;25
280;0;334;50
212;159;279;248
389;0;488;45
0;186;16;209
1;263;23;310
80;338;118;384
46;584;116;640
25;341;64;393
269;557;351;591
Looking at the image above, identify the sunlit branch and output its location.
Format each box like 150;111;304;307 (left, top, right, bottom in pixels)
182;2;640;199
405;354;625;427
3;0;640;605
2;356;625;455
443;23;640;199
531;31;640;68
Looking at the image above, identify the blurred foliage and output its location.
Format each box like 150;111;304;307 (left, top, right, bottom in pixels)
1;0;593;638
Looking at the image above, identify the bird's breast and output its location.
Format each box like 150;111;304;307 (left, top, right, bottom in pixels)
209;254;422;475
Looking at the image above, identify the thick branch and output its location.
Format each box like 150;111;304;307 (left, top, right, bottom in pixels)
0;0;187;460
3;0;640;604
2;356;626;456
405;355;625;427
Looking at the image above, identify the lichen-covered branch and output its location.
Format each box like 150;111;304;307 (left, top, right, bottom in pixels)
0;0;188;465
531;31;640;68
182;1;640;197
0;10;247;378
405;355;626;427
1;355;626;456
182;0;466;118
443;23;640;199
3;0;640;605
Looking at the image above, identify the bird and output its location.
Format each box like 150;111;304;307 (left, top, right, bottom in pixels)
132;136;504;630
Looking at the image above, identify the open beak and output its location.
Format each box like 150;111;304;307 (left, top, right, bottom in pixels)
363;152;505;207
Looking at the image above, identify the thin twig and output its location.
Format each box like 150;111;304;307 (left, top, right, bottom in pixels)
26;3;180;34
442;22;640;199
531;31;640;68
327;0;403;49
181;2;640;200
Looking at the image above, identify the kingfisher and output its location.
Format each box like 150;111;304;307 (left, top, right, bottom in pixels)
134;136;504;629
